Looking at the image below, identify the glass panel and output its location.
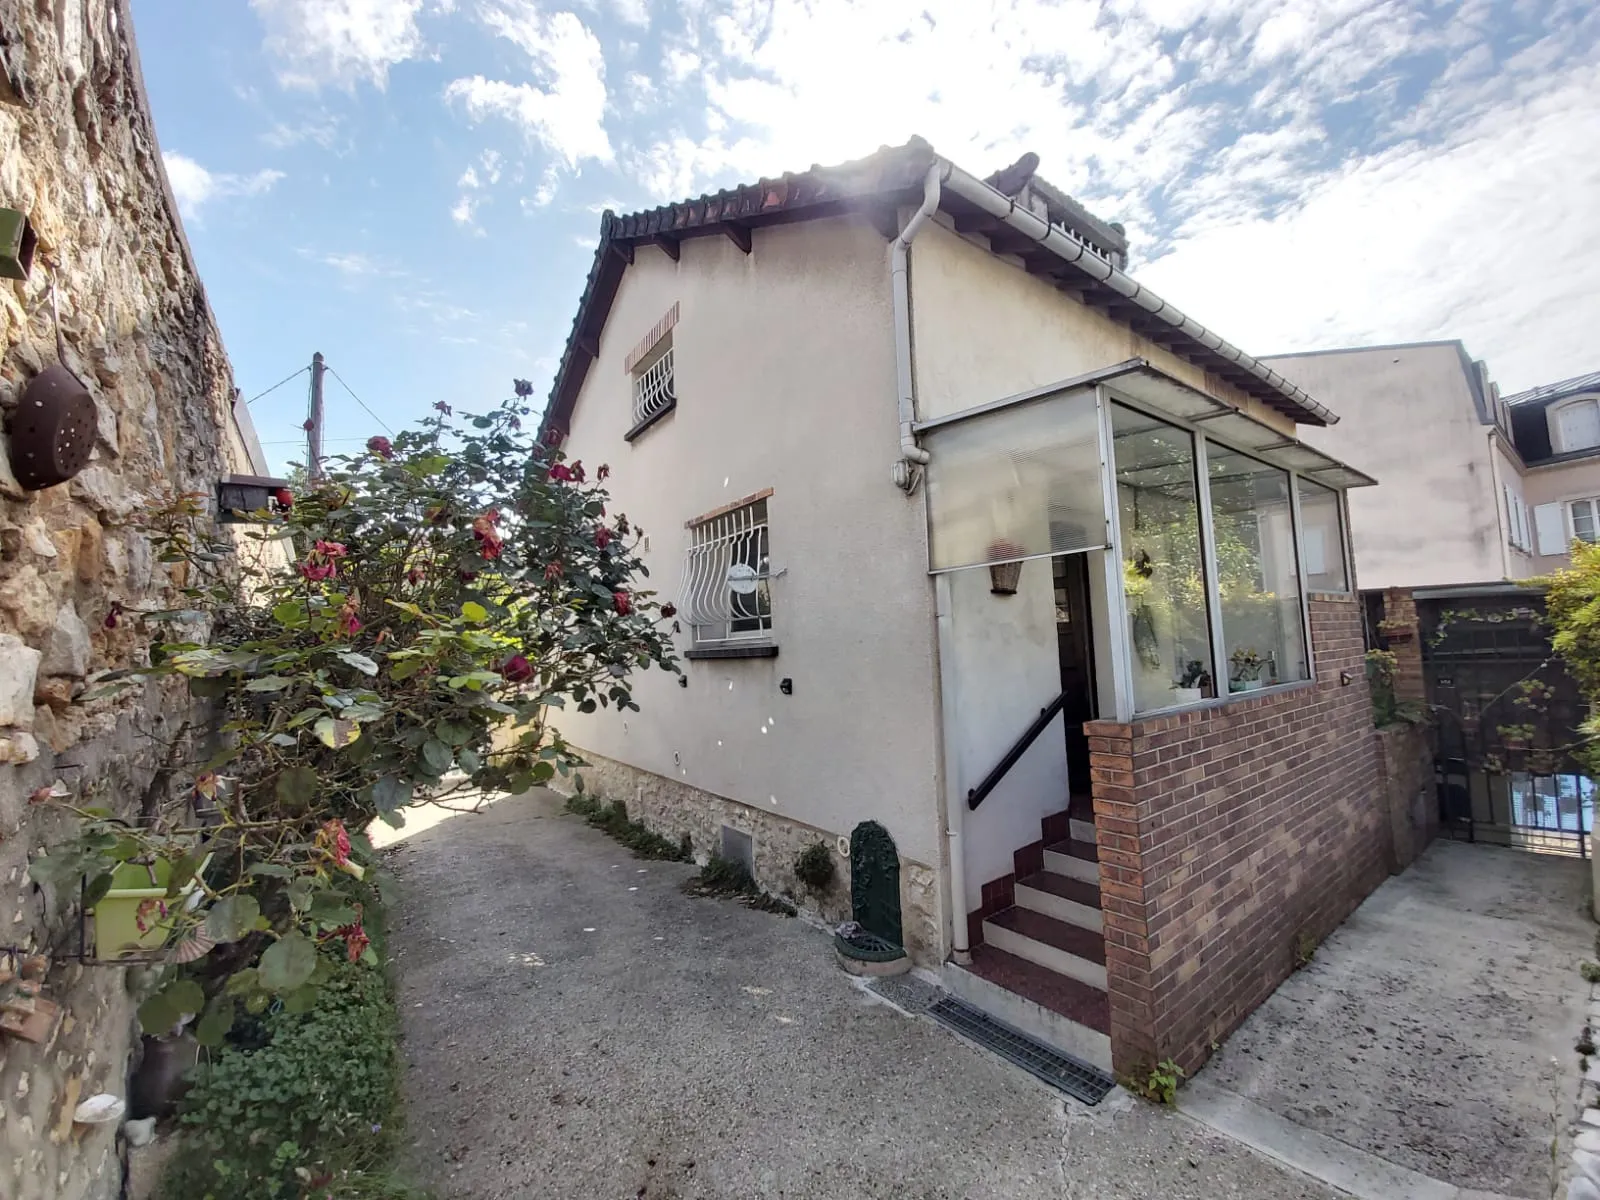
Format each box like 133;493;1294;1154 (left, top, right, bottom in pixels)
1573;500;1597;545
924;387;1107;572
1111;405;1216;711
1206;445;1309;690
1297;479;1349;593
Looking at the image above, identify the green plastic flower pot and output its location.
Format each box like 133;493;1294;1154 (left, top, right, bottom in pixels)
92;857;207;957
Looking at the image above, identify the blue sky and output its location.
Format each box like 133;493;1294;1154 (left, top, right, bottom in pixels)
129;0;1600;474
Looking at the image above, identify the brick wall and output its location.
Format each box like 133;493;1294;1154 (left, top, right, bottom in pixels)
1084;594;1386;1078
1379;587;1425;704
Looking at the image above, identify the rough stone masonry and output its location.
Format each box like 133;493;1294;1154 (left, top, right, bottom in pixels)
0;2;266;1196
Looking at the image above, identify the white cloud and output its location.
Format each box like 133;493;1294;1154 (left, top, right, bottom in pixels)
162;152;285;219
451;195;478;225
445;6;611;168
261;114;342;150
250;0;433;89
617;0;1599;389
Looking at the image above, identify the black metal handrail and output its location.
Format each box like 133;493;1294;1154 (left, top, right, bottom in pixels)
967;690;1068;810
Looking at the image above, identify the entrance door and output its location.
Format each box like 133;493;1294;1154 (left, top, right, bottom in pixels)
1053;554;1097;797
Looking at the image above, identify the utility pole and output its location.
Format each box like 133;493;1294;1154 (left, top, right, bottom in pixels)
308;351;326;481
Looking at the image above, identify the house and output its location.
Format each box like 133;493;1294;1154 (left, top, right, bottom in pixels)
540;138;1390;1077
1506;370;1600;572
1263;342;1530;591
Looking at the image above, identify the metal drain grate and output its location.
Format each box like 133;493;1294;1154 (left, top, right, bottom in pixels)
927;995;1115;1105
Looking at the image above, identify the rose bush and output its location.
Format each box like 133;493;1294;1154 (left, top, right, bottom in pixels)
32;389;677;1035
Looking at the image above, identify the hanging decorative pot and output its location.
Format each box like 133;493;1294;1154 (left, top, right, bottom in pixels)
7;365;95;490
986;538;1025;595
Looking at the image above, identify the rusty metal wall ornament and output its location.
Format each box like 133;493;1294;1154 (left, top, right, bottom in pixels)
7;365;96;490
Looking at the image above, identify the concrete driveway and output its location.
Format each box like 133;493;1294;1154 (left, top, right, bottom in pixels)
383;790;1343;1200
1189;839;1592;1200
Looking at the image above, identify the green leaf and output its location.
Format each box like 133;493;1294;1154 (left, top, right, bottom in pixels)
205;895;261;944
287;877;315;911
246;863;293;878
83;872;115;908
531;760;555;781
458;747;481;774
436;720;472;746
282;984;321;1015
195;998;236;1048
275;765;318;812
137;991;180;1036
272;601;306;627
109;837;142;862
368;776;413;813
244;675;292;693
166;852;205;899
224;967;260;996
259;933;317;993
420;738;454;774
313;717;360;749
336;651;379;676
188;676;229;699
461;601;489;624
389;658;423;681
165;978;205;1017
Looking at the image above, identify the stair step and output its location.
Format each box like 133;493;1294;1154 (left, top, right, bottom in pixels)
1043;839;1098;884
1016;871;1102;932
983;907;1107;989
962;945;1111;1037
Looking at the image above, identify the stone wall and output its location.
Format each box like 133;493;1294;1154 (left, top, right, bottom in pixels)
1084;594;1388;1078
566;752;944;965
0;2;264;1196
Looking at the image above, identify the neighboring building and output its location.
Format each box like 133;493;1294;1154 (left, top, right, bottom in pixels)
1;3;272;1197
543;137;1393;1078
1506;370;1600;574
1263;342;1531;590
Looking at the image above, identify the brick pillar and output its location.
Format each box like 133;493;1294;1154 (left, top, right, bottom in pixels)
1082;719;1158;1077
1381;587;1426;705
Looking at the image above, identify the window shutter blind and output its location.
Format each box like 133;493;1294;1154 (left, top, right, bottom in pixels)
1534;503;1565;556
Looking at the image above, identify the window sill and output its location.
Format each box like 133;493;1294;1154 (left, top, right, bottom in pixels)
1134;677;1315;719
686;643;779;660
624;399;676;442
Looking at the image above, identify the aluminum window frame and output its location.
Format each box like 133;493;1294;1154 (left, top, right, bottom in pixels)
1101;381;1340;717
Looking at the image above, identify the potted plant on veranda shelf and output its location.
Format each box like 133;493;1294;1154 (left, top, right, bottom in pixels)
1173;660;1210;705
987;538;1026;595
1229;646;1266;692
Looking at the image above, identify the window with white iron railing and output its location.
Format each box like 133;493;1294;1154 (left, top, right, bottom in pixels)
629;339;675;436
681;497;774;652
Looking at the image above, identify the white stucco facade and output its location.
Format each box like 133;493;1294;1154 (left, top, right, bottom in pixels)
555;216;945;869
1268;344;1511;590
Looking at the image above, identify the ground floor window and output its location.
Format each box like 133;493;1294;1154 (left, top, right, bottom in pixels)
1297;480;1350;593
1111;405;1217;711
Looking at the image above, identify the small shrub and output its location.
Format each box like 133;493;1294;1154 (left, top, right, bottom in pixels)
162;955;421;1199
1130;1058;1185;1106
1293;931;1319;970
1580;960;1600;984
685;855;795;916
794;843;836;891
565;795;691;861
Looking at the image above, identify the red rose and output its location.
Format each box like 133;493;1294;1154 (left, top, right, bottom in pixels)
458;569;478;582
544;561;563;582
597;464;611;481
321;819;352;867
340;921;370;963
338;601;362;637
594;526;614;549
302;418;315;432
661;603;677;618
433;401;452;415
500;654;533;683
367;436;394;459
613;590;632;616
549;463;574;483
407;567;424;585
104;600;123;630
570;460;587;483
274;488;293;509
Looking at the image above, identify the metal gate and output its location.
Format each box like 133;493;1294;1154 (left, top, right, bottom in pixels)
1417;594;1593;857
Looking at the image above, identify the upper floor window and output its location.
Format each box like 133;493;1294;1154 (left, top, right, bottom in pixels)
681;494;774;651
1297;479;1350;593
1569;498;1600;545
624;302;680;441
1555;397;1600;453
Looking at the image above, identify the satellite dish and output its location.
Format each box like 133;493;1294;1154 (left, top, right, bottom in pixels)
727;562;759;595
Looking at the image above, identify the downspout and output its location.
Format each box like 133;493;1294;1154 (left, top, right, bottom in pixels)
890;162;946;490
934;573;972;965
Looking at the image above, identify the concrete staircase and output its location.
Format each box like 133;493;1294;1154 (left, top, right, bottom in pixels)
947;804;1113;1070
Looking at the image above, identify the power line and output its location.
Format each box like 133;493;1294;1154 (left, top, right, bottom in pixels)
324;363;394;435
245;365;310;406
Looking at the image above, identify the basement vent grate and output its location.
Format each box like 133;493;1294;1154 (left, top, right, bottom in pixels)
926;995;1115;1105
